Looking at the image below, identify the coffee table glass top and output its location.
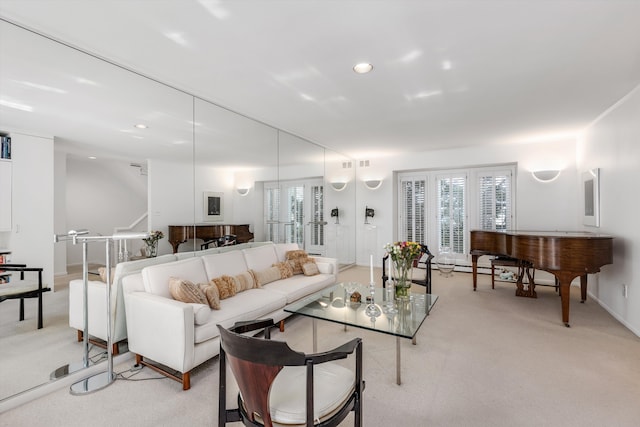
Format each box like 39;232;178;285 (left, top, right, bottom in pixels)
284;282;438;339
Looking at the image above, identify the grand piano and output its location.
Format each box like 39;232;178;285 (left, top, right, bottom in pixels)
168;224;254;253
470;230;613;327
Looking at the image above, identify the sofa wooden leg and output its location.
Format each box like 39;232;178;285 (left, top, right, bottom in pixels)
77;330;83;342
135;354;191;390
112;342;119;355
182;372;191;390
279;320;285;332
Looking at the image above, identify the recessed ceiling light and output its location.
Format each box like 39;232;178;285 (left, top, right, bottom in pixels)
353;63;373;74
134;124;148;129
88;156;97;160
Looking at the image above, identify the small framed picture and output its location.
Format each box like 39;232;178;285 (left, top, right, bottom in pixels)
582;168;600;227
203;191;224;222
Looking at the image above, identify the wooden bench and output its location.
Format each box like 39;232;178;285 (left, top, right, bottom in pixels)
0;264;50;329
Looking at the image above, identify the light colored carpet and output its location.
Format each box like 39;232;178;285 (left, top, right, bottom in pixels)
2;267;640;426
0;264;109;401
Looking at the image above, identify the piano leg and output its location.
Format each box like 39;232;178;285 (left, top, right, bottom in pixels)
556;271;580;328
580;274;587;303
472;255;479;291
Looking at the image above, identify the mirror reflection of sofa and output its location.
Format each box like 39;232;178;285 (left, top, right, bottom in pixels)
68;254;178;354
122;242;338;390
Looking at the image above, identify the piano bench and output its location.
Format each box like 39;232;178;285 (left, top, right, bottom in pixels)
490;257;520;289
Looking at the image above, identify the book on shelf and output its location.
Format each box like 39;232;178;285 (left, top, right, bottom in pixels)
1;136;11;159
0;253;9;283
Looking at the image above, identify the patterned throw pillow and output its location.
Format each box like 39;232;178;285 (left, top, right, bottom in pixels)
285;250;310;275
198;282;221;310
272;261;294;279
168;277;208;305
211;275;237;299
302;260;320;276
252;266;281;286
234;271;257;292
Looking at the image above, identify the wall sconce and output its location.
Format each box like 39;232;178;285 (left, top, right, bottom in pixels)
364;206;375;224
330;181;347;191
236;187;250;196
364;179;382;190
532;170;561;183
331;207;339;224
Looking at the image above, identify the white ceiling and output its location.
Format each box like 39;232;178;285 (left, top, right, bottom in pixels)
2;0;640;161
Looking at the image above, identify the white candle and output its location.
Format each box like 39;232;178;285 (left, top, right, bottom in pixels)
370;254;374;283
388;253;391;278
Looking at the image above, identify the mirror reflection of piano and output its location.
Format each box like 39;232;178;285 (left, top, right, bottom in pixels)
168;224;254;253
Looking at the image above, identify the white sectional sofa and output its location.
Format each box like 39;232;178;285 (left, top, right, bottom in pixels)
122;242;337;390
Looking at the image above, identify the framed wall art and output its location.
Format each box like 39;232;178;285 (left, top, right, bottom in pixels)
203;191;224;222
582;168;600;227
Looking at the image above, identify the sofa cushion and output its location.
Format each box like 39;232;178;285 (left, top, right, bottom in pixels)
211;276;237;299
202;251;248;280
168;277;208;305
198;283;220;310
142;257;208;298
262;274;335;303
242;245;278;271
193;288;287;343
252;266;281;287
274;243;299;262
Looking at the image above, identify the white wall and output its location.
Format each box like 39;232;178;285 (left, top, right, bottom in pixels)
8;132;54;287
53;148;67;275
354;138;579;267
578;84;640;336
65;157;147;265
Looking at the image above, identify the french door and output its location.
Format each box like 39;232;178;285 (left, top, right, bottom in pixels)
398;165;515;265
264;178;325;255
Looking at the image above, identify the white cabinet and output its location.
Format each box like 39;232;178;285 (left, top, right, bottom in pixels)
0;159;11;231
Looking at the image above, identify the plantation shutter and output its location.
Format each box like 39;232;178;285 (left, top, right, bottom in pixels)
478;170;512;231
309;183;324;246
264;185;280;243
437;173;466;255
399;176;426;244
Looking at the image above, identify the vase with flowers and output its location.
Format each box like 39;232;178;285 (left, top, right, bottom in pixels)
384;241;421;299
142;230;164;257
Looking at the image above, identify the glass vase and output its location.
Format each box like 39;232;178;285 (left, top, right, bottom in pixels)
392;258;414;300
145;243;157;257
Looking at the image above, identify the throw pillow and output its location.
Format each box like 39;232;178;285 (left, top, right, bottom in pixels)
285;249;310;275
198;283;221;310
168;277;208;305
302;261;320;276
211;275;237;299
233;271;257;293
252;266;281;286
272;261;293;279
98;267;115;284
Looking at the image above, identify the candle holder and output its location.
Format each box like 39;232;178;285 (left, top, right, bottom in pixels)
365;281;382;317
384;279;397;314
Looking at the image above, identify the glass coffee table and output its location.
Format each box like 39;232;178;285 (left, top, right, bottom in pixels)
284;282;438;385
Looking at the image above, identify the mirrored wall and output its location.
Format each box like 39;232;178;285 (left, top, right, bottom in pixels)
0;20;356;401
